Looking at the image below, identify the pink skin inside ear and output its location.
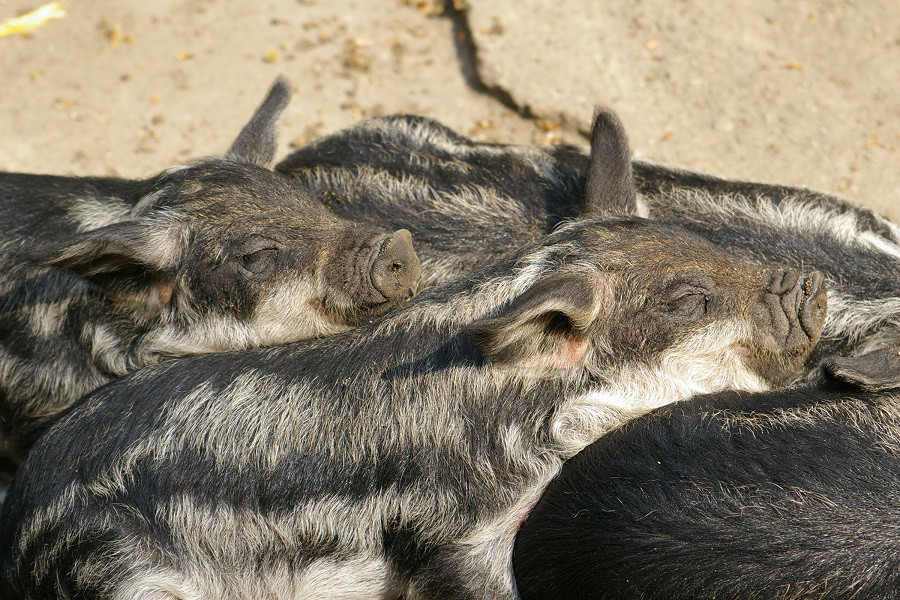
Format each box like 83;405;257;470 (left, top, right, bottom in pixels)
158;280;175;305
732;342;752;357
542;271;611;369
520;335;589;370
552;335;590;369
530;272;610;370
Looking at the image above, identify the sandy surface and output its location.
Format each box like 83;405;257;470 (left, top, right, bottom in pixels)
1;0;897;218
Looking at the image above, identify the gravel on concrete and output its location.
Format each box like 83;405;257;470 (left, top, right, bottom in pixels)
1;0;897;217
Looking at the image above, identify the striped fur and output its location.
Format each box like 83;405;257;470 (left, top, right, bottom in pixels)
0;217;824;599
0;80;419;480
277;114;900;371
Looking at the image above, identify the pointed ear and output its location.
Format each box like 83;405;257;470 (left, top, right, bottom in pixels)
822;345;900;391
467;273;609;369
29;220;185;309
580;106;637;217
227;76;291;168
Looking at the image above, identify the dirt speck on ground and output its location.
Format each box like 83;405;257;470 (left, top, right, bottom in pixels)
1;0;897;218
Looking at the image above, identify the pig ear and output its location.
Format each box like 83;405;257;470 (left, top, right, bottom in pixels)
29;220;184;309
822;346;900;391
227;76;291;168
580;106;637;217
467;274;606;369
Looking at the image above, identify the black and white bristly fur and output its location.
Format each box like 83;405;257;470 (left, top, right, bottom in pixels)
272;102;900;600
513;345;900;600
0;78;421;478
276;109;900;371
0;208;827;599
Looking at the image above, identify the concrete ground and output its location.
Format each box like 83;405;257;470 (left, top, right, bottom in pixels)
1;0;897;218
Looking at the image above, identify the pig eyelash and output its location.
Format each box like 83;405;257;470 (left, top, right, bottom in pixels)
667;292;707;312
656;288;709;320
239;247;279;276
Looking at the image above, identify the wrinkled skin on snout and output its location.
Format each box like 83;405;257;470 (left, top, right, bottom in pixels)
277;109;861;382
473;219;827;405
105;164;422;356
276;107;823;386
599;243;827;391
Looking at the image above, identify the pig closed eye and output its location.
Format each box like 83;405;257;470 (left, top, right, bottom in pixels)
662;287;709;319
240;247;278;276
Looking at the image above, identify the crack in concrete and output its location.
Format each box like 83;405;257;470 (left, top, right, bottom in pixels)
437;0;590;145
442;0;534;119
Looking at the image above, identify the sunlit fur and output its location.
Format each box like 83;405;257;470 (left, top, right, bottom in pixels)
564;319;768;456
0;81;419;476
637;178;900;364
276;115;586;289
514;375;900;600
1;218;823;600
278;115;899;373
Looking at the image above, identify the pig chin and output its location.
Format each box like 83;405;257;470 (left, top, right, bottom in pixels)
742;347;818;388
316;284;417;328
744;312;826;387
643;324;773;401
605;322;771;400
555;327;770;458
321;262;421;326
743;268;827;385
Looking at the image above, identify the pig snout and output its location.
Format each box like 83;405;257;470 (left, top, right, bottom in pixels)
799;270;827;340
370;229;421;300
754;268;827;350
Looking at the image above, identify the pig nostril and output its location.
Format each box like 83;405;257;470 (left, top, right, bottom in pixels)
796;270;827;339
804;277;815;296
816;293;827;316
802;271;825;300
370;229;422;301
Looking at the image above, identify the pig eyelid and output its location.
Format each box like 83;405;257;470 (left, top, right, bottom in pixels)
238;246;280;276
228;236;285;257
668;286;707;301
659;284;710;318
662;270;714;291
661;278;711;300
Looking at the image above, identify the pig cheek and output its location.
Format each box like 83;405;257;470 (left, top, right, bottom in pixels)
191;266;256;320
609;314;673;362
742;347;807;387
250;277;354;345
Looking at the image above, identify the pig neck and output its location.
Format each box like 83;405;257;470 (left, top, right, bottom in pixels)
314;262;768;504
294;269;639;499
0;272;165;463
315;276;740;579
